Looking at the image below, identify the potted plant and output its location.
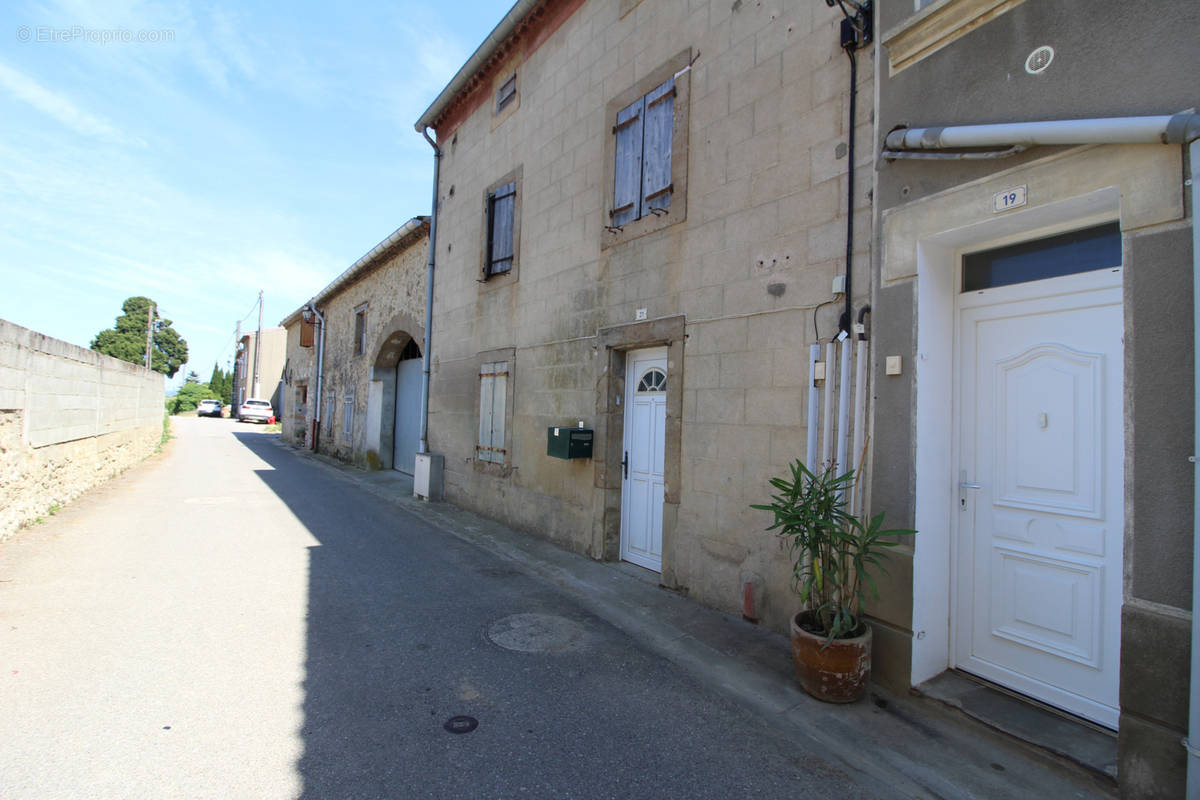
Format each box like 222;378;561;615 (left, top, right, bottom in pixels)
751;459;915;703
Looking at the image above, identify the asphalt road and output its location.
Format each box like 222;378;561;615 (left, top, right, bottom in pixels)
1;418;875;799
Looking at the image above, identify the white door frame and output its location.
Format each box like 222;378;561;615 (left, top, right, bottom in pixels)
620;346;668;573
911;188;1123;687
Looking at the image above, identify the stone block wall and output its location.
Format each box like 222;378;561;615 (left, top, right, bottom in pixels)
283;231;428;469
0;320;164;540
427;0;871;634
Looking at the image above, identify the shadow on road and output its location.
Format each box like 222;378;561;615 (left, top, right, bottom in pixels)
227;431;874;800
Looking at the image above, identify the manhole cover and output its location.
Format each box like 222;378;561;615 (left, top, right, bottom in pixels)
486;613;585;653
443;715;478;734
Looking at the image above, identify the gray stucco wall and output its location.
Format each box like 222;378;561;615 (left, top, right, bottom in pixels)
874;1;1199;795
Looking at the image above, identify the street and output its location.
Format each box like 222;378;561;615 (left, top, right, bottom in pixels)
0;419;1110;799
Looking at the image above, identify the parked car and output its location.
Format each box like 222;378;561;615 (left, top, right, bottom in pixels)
197;399;223;418
238;398;274;423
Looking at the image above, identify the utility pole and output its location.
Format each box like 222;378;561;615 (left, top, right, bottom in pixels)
252;290;263;397
144;302;155;369
234;320;242;411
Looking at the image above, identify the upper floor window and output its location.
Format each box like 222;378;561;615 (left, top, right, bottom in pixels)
612;77;674;227
483;173;519;279
497;73;517;113
354;304;367;355
602;50;690;249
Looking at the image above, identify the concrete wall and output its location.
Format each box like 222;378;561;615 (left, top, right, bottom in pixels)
873;2;1199;794
427;0;869;632
0;319;164;540
283;233;427;469
234;328;287;413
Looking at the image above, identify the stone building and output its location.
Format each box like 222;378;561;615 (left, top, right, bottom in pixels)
415;0;869;632
281;218;428;472
232;327;287;414
872;1;1200;794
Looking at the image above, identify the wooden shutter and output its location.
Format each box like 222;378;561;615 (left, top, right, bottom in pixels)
641;78;674;214
612;97;644;227
488;182;516;276
477;361;509;462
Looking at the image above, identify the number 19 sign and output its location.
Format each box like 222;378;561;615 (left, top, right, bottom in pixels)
993;185;1027;213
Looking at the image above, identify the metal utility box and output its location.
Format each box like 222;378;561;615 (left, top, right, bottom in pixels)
547;427;593;460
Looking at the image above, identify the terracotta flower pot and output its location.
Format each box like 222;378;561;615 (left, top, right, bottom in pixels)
789;611;872;703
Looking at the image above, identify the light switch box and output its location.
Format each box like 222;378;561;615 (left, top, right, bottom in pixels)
885;356;903;376
813;361;827;381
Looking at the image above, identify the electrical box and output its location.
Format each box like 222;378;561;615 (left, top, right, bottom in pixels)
547;427;593;460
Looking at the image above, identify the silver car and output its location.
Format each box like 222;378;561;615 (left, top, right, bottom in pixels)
238;398;274;423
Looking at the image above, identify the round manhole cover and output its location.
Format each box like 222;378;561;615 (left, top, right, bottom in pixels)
443;715;478;734
486;613;585;653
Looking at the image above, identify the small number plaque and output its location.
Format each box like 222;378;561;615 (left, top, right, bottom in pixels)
993;185;1027;213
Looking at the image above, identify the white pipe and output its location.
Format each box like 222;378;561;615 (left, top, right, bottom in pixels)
822;342;835;466
836;340;852;474
851;338;869;516
883;115;1183;151
806;344;820;470
1186;136;1200;800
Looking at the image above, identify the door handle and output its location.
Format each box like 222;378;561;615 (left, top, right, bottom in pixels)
959;481;982;489
622;451;629;479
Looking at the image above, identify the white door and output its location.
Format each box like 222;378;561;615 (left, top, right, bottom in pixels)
955;267;1123;728
394;358;422;475
620;348;667;572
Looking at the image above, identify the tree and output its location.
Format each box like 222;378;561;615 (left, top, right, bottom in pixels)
91;296;188;378
209;362;233;406
167;381;219;414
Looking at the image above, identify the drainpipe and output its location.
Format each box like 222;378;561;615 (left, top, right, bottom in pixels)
304;303;326;452
417;128;441;455
1189;134;1200;800
883;111;1200;793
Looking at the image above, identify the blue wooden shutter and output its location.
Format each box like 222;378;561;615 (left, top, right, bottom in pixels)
641;78;674;214
612;97;644;227
489;182;515;275
477;362;509;462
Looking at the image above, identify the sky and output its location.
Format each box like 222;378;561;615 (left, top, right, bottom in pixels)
0;0;509;390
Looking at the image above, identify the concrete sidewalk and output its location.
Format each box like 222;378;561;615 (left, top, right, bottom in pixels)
275;438;1117;799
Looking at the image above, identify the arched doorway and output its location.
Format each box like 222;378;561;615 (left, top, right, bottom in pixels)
392;339;422;475
370;316;424;474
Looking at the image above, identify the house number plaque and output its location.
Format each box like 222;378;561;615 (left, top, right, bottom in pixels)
992;185;1027;213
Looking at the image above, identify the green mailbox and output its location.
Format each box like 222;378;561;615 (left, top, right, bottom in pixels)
547;426;593;459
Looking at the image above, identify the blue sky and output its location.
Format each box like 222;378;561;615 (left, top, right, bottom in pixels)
0;0;508;388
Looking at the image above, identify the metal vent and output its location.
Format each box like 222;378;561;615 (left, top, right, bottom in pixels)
1024;46;1054;75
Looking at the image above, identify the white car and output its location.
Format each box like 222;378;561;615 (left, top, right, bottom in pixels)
238;398;274;423
197;399;223;418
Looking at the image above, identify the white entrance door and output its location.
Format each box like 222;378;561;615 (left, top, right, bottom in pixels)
620;347;667;573
955;267;1123;728
394;357;422;475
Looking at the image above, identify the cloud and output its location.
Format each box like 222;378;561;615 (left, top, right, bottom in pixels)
0;59;144;146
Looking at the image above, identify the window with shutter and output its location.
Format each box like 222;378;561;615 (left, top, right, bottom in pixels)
486;181;516;276
602;51;690;248
343;388;355;437
496;73;517;112
353;305;367;355
611;77;674;228
477;361;509;463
